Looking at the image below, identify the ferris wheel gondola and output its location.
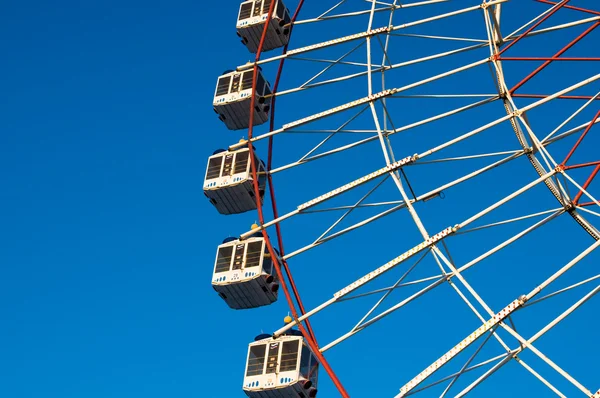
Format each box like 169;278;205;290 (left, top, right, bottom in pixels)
213;68;272;130
203;147;266;215
243;332;319;398
237;0;291;53
212;234;279;309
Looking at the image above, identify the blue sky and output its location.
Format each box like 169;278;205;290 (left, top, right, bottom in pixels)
1;1;599;397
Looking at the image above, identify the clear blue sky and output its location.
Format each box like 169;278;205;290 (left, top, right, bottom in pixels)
1;1;599;397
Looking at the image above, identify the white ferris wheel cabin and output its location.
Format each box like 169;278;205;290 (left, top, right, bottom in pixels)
213;68;272;130
244;332;319;398
203;148;266;215
237;0;291;54
212;235;279;310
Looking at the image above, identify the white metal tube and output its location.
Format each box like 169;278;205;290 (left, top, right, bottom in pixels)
459;171;555;229
321;277;446;352
405;353;509;396
526;238;600;301
273;297;337;337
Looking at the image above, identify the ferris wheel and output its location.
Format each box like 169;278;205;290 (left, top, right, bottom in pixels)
204;0;600;396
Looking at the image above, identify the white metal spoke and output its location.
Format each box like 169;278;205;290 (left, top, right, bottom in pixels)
455;244;600;397
295;4;397;25
396;297;526;397
562;171;600;209
296;105;370;163
268;96;498;174
439;326;498;398
541;90;600;144
389;32;487;43
320;276;447;352
546;118;600;146
248;2;503;68
454;209;564;276
398;238;600;397
280;138;528;260
350;249;430;332
298;41;367;88
337;273;443;302
290;56;373;68
299;200;403;213
271;42;487;99
453;208;563;236
411;149;521;165
577;206;600;218
524;273;600;308
274;171;556;339
514;357;567;398
404;353;510;396
501;0;563;40
313;175;390;243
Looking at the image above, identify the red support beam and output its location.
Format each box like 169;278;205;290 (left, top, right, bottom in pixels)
556;110;600;205
561;110;600;166
535;0;600;16
511;94;600;100
573;164;600;204
564;160;600;171
499;57;600;61
496;0;569;57
510;20;600;94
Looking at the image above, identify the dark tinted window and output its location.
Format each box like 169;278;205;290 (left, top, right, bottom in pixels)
233;151;249;175
280;341;299;372
206;157;222;180
300;345;310;377
245;241;263;268
262;255;272;275
221;153;234;177
252;0;263;17
275;0;284;19
230;74;241;93
239;2;253;20
262;0;272;14
256;73;266;96
255;154;263;171
309;354;318;387
241;71;255;91
232;244;245;270
246;344;266;376
266;342;279;374
215;76;231;97
215;246;233;273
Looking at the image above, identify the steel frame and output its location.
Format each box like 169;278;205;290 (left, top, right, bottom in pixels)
220;0;600;396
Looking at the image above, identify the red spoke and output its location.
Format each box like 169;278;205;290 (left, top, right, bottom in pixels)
535;0;600;16
564;160;600;171
500;57;600;61
573;164;600;204
496;0;569;57
561;110;600;166
511;94;600;100
510;21;600;94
